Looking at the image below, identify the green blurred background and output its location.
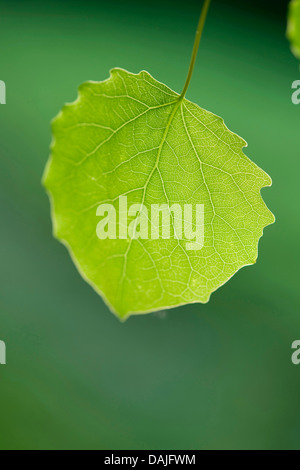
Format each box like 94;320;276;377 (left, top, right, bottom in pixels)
0;0;299;450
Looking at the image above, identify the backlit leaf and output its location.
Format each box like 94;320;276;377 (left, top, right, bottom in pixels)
43;69;274;319
288;0;300;59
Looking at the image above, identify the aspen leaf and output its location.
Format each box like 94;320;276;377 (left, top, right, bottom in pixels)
288;0;300;59
43;69;274;319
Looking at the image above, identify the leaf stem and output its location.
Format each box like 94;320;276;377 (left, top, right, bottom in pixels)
180;0;211;100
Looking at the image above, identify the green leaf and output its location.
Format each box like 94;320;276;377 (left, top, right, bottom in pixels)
288;0;300;59
43;68;274;319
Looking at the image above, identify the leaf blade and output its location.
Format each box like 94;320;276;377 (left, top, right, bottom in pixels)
43;68;274;319
288;0;300;59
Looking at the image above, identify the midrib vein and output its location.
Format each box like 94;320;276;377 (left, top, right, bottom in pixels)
139;98;182;208
118;98;183;302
